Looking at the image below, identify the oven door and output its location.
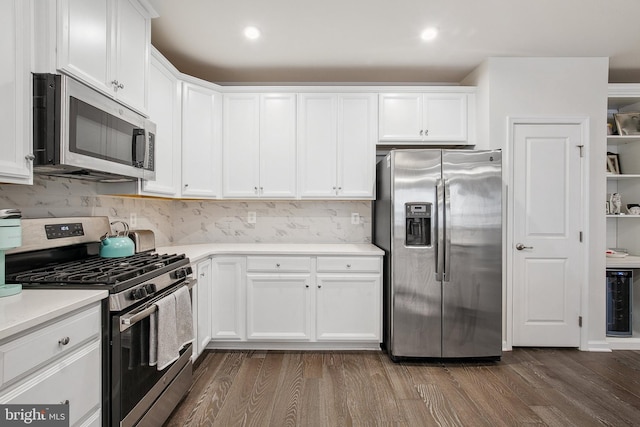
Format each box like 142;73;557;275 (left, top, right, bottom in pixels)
111;279;194;427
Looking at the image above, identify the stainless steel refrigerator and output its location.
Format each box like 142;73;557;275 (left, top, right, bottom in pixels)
374;149;502;360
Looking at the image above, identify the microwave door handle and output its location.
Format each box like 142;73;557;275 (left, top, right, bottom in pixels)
131;128;145;168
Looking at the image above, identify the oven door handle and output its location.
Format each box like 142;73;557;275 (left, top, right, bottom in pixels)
120;278;196;332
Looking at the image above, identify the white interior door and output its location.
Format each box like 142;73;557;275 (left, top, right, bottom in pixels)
512;121;584;347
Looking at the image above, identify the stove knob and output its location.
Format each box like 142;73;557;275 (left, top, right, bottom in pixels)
145;284;156;294
172;267;191;280
130;287;148;300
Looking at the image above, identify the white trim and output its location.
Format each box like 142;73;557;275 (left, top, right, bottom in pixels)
506;116;591;350
206;341;381;351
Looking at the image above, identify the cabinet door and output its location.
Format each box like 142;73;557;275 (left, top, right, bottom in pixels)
211;257;246;341
141;53;180;196
246;274;312;340
222;94;260;197
298;94;338;198
181;82;222;198
259;94;297;198
337;94;376;198
113;0;149;111
194;259;212;358
422;93;467;142
316;274;381;341
0;341;102;427
58;0;111;94
378;93;423;141
0;0;32;185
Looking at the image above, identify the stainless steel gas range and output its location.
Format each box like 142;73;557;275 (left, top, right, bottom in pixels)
5;217;194;427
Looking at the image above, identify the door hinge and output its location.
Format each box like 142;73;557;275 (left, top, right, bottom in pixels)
579;316;583;327
579;231;583;242
577;145;584;157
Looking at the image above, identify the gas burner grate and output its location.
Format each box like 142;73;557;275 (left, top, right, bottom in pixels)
10;252;186;285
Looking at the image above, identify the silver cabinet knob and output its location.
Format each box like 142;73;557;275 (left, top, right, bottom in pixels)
515;243;533;251
58;337;70;346
25;154;35;161
276;263;280;268
346;264;351;268
419;130;423;136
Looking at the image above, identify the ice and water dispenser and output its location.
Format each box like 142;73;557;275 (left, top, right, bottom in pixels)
405;203;431;246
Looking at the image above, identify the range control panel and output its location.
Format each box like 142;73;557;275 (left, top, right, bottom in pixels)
45;223;85;239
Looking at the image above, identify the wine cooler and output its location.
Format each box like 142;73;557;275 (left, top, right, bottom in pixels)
606;269;633;337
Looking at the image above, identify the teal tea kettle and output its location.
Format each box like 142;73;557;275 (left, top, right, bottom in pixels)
100;220;135;258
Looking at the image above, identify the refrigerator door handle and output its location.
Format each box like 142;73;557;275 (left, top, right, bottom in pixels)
436;178;444;281
444;179;451;282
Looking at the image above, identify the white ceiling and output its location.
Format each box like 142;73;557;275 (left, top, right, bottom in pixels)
147;0;640;85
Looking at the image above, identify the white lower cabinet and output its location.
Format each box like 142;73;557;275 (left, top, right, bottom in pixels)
316;274;381;341
246;274;312;340
211;257;246;341
208;254;382;347
192;258;212;361
0;303;102;427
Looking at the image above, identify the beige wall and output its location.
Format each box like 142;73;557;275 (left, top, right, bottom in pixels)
464;57;610;350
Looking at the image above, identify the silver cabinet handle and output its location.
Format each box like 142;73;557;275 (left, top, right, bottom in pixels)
419;130;423;136
424;129;429;136
111;79;119;86
25;154;35;161
276;263;280;267
346;264;351;268
317;285;322;289
58;337;70;346
516;243;533;250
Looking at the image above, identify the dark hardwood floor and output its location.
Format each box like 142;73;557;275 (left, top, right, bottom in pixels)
164;348;640;426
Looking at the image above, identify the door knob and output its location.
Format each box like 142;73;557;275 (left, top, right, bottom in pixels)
516;243;533;250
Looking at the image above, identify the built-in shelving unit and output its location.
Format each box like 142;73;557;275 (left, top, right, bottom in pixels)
606;84;640;350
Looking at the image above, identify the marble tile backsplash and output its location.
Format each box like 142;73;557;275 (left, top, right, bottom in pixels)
0;176;372;246
173;200;372;244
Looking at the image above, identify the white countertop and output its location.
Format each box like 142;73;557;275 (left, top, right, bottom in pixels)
155;243;384;263
0;289;108;341
606;255;640;269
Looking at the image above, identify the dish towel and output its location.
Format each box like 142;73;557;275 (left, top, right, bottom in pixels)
149;293;179;370
149;286;194;371
174;285;194;350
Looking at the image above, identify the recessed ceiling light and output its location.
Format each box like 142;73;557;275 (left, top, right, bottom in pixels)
244;26;261;40
420;27;438;41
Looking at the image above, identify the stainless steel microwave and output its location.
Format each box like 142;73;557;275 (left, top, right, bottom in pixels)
33;73;155;182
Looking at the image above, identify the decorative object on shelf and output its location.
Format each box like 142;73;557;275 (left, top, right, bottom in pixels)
607;152;621;174
606;201;611;215
614;112;640;135
627;204;640;215
607;122;614;135
610;192;622;215
606;249;629;258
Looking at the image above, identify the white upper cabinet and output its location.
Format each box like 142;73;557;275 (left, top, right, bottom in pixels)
57;0;151;113
0;0;32;185
298;93;377;199
140;49;181;197
222;93;297;198
378;92;473;144
181;81;222;198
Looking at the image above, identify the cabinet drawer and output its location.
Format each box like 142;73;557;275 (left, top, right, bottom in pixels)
0;304;101;388
0;341;101;427
316;256;380;273
246;256;311;272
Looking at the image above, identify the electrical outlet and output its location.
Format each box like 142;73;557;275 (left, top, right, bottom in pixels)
248;211;257;224
129;213;137;228
351;213;360;225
